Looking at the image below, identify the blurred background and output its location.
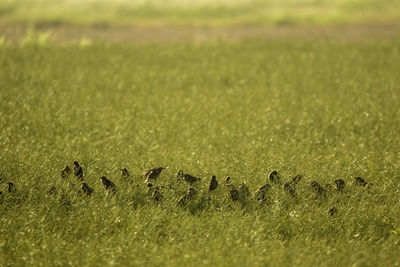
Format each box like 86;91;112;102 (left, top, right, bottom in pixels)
0;0;399;42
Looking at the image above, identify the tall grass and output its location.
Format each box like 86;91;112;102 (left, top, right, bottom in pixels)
0;39;400;266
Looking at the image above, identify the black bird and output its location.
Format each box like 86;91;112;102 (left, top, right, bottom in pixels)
146;184;163;200
152;187;163;201
178;188;197;206
7;182;15;193
311;181;326;195
224;176;232;186
73;161;83;181
354;177;368;187
229;187;240;201
183;173;201;184
144;167;164;183
283;182;295;196
121;168;130;179
292;174;303;183
269;171;281;184
48;186;57;196
254;184;270;201
208;175;218;192
61;165;71;179
101;176;116;192
329;206;338;216
283;175;302;196
334;179;345;191
239;183;251;197
176;170;184;179
82;183;94;196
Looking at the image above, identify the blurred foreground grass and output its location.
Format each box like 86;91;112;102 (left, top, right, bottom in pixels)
1;38;400;265
1;0;400;26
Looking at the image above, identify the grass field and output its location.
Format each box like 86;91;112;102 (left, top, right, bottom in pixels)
1;38;400;266
1;0;400;26
1;0;400;266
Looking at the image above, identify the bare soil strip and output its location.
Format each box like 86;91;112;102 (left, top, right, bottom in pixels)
1;22;399;42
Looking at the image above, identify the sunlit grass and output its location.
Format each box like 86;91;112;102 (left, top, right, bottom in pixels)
0;0;400;25
1;37;400;265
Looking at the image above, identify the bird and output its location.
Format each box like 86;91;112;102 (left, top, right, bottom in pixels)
283;174;303;196
48;186;57;196
208;175;218;192
183;173;201;184
310;181;326;195
7;182;15;193
121;168;130;179
222;177;240;201
334;179;345;191
329;206;338;216
354;177;368;187
178;188;197;206
176;170;184;179
292;174;303;183
100;176;116;192
229;187;240;201
61;165;71;179
73;161;83;181
283;182;295;196
269;171;281;184
152;187;163;201
82;183;94;196
254;184;270;201
143;167;164;183
239;183;251;197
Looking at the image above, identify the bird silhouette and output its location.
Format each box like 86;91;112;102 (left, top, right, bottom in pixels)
183;173;201;184
178;188;197;206
7;182;15;193
48;186;57;196
254;184;270;201
310;181;326;195
329;206;338;216
152;188;163;201
61;165;71;179
208;175;218;192
354;177;368;187
334;179;345;191
82;183;94;196
143;167;164;183
176;170;184;179
101;176;116;193
223;177;240;201
283;174;303;196
269;171;281;184
229;187;239;201
239;183;251;197
121;168;130;179
73;161;83;181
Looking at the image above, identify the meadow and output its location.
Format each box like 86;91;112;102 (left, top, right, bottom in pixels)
1;0;400;266
1;0;400;26
0;37;400;266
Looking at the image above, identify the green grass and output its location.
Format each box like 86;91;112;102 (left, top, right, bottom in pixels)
1;38;400;266
1;0;400;26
